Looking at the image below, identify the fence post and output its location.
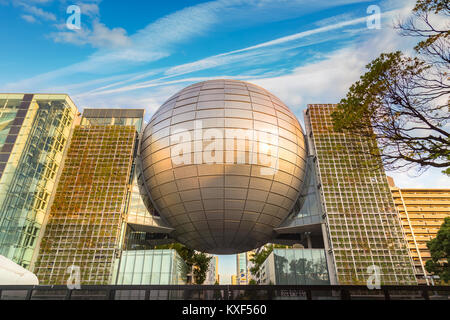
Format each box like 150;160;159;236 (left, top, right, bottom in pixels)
107;289;115;300
383;288;390;301
25;288;33;300
225;285;229;300
340;288;350;300
268;287;274;300
306;289;312;300
422;288;430;300
65;289;73;300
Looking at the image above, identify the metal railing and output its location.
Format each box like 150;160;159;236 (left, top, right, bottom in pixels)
0;284;449;300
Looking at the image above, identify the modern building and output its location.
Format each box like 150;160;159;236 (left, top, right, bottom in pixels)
388;177;450;284
0;94;77;269
111;249;187;299
246;250;256;283
215;258;220;284
258;248;329;285
34;109;144;285
235;251;256;285
136;82;418;286
236;252;249;285
2;84;423;287
113;249;187;285
302;104;417;285
231;274;237;285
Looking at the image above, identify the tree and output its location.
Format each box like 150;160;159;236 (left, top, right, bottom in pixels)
331;0;449;176
425;217;450;283
249;244;290;278
155;243;196;266
249;245;274;278
192;252;213;285
154;243;212;284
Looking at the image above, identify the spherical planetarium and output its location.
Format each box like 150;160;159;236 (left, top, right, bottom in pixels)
140;79;307;254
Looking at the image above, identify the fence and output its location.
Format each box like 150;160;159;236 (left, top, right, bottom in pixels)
0;285;449;300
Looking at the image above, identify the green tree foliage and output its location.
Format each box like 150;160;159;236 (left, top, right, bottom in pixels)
249;245;274;278
154;243;212;284
332;0;449;175
156;243;196;267
249;244;289;278
192;252;213;285
425;217;450;283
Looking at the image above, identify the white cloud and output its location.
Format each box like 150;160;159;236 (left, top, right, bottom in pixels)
389;168;449;189
78;2;100;17
51;20;131;49
21;14;37;23
18;2;56;21
163;13;374;78
76;13;374;96
4;0;379;89
238;7;418;114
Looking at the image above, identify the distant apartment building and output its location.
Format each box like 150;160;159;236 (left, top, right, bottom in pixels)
246;251;255;283
235;250;256;285
236;252;248;284
205;255;219;285
231;275;237;285
0;94;77;269
388;177;450;284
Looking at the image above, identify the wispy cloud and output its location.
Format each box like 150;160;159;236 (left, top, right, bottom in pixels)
3;0;445;188
2;0;57;23
163;13;376;78
3;0;377;90
21;14;37;23
76;9;398;97
51;20;131;49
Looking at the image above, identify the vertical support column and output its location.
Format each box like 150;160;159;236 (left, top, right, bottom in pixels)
305;232;312;249
321;223;338;285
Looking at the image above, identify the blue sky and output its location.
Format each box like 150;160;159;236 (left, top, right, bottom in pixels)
1;0;448;283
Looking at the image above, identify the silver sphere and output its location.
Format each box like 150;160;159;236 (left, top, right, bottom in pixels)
140;80;307;254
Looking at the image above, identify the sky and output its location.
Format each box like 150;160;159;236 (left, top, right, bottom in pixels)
0;0;448;284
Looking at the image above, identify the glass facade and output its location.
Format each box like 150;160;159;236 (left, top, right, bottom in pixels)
280;156;323;228
126;161;170;228
236;252;248;284
259;248;329;285
34;125;137;284
113;249;187;285
80;108;143;130
0;94;77;269
305;104;417;285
